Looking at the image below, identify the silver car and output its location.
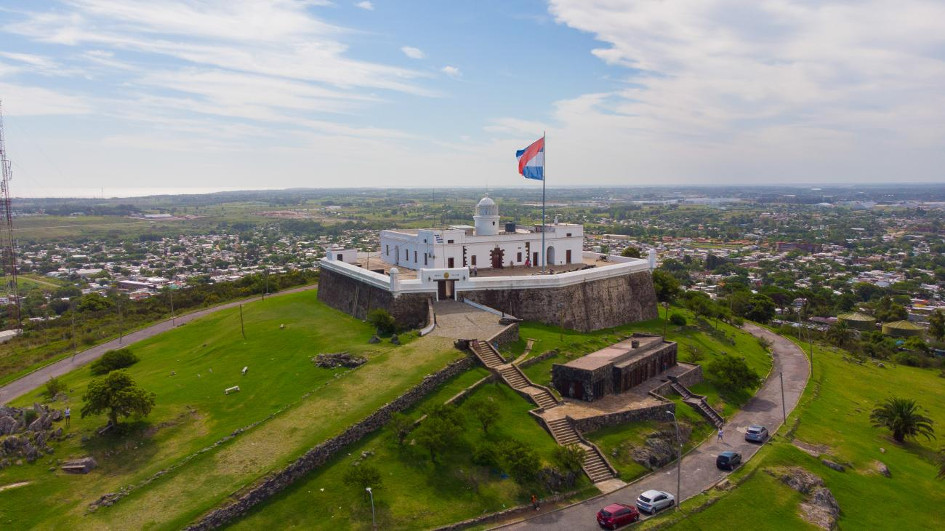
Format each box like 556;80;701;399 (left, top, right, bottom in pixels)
745;425;769;443
636;489;675;514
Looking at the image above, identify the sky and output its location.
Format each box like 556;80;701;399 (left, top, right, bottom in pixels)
0;0;944;197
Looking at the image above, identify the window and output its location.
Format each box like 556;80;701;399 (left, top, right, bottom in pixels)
447;239;454;244
405;249;408;259
337;254;343;262
471;255;477;266
414;251;417;262
516;252;522;262
566;233;572;237
385;245;389;255
424;254;428;266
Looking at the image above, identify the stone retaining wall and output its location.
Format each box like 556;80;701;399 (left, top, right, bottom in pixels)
317;267;430;329
462;270;658;332
433;489;581;531
185;355;475;530
572;402;676;433
488;322;520;346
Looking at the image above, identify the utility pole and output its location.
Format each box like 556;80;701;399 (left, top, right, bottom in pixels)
169;285;176;327
667;410;682;510
239;304;246;340
118;297;124;345
71;301;77;360
779;372;786;423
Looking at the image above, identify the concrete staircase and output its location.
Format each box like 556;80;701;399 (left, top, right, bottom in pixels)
546;418;615;483
671;380;724;428
470;340;505;368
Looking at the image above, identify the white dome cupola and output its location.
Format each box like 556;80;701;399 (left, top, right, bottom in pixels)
474;196;500;236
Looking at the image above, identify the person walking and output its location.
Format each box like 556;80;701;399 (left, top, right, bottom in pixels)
64;407;71;428
717;427;724;442
531;494;539;511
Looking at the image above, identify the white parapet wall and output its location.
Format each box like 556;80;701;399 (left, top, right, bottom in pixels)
319;256;650;298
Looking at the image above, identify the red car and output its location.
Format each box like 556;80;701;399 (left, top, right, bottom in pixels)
596;503;640;529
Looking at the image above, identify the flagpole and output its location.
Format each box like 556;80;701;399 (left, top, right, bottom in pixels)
541;131;546;274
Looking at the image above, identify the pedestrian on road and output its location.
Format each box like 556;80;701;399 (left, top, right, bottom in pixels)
64;407;71;428
531;494;539;511
717;427;724;442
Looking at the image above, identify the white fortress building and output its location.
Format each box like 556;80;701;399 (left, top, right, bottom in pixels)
379;197;584;270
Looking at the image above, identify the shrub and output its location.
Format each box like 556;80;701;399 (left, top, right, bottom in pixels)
90;348;139;375
498;439;541;482
706;353;760;393
43;376;67;400
669;314;687;327
472;442;500;467
366;309;396;335
343;464;382;492
552;443;585;474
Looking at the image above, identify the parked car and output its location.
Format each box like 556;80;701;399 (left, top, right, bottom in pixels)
636;490;675;514
596;503;640;529
716;450;742;470
745;425;769;443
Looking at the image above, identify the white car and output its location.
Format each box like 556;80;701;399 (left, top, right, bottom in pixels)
636;489;675;514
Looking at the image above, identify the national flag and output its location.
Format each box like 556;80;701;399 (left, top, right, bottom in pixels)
516;136;544;181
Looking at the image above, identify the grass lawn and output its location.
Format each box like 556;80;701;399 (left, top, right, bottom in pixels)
231;377;587;530
0;291;463;529
652;342;945;529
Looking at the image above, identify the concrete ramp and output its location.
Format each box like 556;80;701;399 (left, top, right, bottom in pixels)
429;300;507;340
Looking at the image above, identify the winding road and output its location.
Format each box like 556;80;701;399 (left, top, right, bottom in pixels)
0;284;318;405
499;322;810;530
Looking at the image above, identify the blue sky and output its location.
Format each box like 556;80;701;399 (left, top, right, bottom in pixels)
1;0;944;197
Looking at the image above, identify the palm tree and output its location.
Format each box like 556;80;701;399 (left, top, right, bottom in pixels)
870;397;935;443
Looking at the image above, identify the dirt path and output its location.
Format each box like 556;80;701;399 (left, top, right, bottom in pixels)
499;322;811;529
0;284;318;405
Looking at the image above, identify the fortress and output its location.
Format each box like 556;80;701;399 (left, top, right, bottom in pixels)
317;197;659;332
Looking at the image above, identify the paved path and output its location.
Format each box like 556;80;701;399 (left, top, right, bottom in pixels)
0;284;319;405
500;323;810;529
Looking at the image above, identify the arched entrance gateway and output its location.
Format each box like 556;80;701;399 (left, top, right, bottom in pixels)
546;246;555;266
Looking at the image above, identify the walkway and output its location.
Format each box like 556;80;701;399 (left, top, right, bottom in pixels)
498;322;810;529
429;300;508;340
0;284;319;405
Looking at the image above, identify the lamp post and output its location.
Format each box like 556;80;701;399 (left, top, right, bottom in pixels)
666;410;681;511
663;301;670;338
366;487;376;530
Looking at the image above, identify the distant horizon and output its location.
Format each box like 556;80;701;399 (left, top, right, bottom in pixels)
11;182;945;201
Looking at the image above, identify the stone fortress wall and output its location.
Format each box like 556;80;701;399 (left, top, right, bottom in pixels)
317;258;658;332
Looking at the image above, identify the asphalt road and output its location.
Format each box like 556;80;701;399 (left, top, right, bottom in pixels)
0;284;318;405
501;322;810;530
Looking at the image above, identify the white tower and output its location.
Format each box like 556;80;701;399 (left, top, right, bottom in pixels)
473;196;500;236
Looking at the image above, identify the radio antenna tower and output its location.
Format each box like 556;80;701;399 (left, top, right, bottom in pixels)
0;100;21;329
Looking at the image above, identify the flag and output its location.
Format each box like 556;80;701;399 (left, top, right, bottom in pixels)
516;136;544;181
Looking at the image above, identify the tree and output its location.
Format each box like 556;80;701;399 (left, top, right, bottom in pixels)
343;464;382;493
706;354;759;393
929;310;945;341
744;294;776;324
81;370;156;427
414;404;463;463
89;348;139;375
621;246;642;258
43;376;67;400
366;308;396;335
499;439;541;482
870;397;935;443
826;321;853;348
552;443;585;474
389;412;413;446
652;269;681;304
471;398;500;434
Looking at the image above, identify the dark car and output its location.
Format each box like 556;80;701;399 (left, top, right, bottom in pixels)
716;450;742;470
745;425;769;443
596;503;640;529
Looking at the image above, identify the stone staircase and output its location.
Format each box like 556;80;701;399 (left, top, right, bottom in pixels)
671;379;724;428
546;418;615;483
470;340;505;368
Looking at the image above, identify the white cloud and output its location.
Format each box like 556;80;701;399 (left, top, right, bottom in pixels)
530;0;945;183
401;46;424;59
0;82;92;115
355;1;374;10
441;65;461;77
